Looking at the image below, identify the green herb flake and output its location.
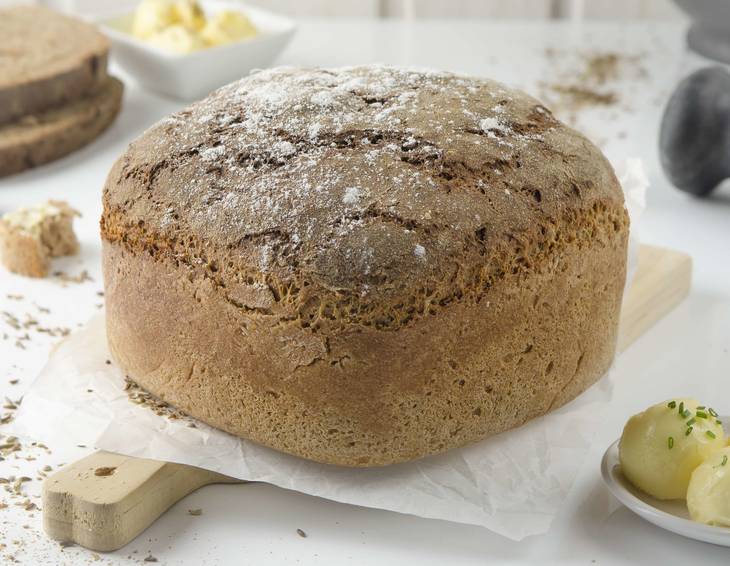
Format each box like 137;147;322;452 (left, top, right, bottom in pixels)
679;402;685;415
723;455;728;467
668;401;677;409
682;410;692;418
717;419;722;425
709;408;718;417
685;426;693;436
697;406;706;410
668;436;675;449
697;411;708;419
686;418;697;427
706;430;717;439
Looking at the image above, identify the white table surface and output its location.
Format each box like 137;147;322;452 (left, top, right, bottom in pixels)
1;19;730;565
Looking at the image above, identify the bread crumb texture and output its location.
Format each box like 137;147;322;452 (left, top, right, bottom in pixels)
102;65;629;466
0;200;80;278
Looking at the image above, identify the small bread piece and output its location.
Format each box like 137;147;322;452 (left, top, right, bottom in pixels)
0;200;80;278
0;6;110;125
0;77;123;178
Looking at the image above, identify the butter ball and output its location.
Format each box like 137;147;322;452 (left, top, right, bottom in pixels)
619;399;725;500
146;25;206;54
173;0;206;32
687;447;730;526
132;0;177;39
200;10;257;46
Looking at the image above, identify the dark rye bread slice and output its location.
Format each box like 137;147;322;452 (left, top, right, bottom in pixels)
0;76;123;178
0;6;109;126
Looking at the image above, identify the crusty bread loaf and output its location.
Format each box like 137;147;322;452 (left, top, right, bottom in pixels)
0;76;123;177
101;66;629;467
0;6;110;126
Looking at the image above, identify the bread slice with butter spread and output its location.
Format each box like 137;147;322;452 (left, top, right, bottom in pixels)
0;200;80;278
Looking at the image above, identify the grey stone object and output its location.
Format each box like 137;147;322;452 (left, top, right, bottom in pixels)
674;0;730;64
659;66;730;196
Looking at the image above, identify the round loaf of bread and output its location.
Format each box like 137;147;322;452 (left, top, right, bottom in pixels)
101;66;629;466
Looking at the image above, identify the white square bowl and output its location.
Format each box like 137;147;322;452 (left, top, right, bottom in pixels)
98;1;296;100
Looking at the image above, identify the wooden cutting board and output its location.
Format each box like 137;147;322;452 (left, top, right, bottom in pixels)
42;244;692;552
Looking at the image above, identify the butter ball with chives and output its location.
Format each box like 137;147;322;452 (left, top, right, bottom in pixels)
619;399;725;500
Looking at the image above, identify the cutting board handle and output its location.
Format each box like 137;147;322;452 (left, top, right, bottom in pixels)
43;450;242;552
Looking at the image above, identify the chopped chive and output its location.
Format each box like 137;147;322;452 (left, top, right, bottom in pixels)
697;406;706;410
668;401;677;409
706;430;717;439
717;419;722;425
679;402;685;415
697;411;708;419
682;410;692;418
686;426;693;436
686;417;697;427
668;436;674;449
723;455;728;467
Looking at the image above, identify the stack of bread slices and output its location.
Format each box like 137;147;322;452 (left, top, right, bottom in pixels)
0;6;123;177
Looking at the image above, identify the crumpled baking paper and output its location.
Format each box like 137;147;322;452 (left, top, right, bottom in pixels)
10;159;648;541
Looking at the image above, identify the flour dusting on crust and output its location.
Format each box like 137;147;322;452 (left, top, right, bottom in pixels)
105;65;620;297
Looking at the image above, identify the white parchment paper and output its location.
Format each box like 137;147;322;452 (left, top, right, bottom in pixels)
10;159;648;541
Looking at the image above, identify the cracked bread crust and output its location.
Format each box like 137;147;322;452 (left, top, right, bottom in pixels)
101;66;629;466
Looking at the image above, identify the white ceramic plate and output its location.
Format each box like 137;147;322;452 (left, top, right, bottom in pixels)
601;425;730;547
98;1;296;100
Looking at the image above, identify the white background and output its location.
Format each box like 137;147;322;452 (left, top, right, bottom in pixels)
1;16;730;566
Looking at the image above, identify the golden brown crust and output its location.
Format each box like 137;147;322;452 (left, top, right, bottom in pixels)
101;65;629;466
